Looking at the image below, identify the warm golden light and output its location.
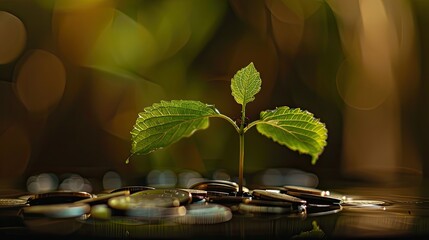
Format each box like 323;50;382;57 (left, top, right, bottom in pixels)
328;0;421;181
52;0;115;65
0;11;26;64
14;49;66;113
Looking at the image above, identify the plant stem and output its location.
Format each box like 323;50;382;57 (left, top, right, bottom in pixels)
238;130;244;194
238;104;246;194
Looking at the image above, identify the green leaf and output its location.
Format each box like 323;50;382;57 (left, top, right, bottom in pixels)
130;100;220;155
231;62;262;106
255;107;327;164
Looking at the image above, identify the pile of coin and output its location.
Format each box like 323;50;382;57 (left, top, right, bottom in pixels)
0;181;346;228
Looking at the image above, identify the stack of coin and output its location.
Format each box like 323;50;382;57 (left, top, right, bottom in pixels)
282;186;344;216
190;180;251;206
21;191;94;219
283;185;343;205
239;189;307;214
15;191;92;235
19;190;130;220
13;182;349;234
189;180;240;195
236;186;346;216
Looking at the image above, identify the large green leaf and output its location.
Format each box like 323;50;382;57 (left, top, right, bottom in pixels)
231;62;262;106
130;100;220;155
255;107;327;164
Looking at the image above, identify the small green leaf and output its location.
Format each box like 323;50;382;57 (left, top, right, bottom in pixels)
130;100;220;155
255;107;327;164
231;62;262;106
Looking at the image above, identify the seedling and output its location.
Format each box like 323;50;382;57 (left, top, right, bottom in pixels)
128;63;327;193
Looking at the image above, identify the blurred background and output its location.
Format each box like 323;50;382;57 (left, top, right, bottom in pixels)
1;0;428;193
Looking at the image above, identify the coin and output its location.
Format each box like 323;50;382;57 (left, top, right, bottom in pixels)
174;203;232;224
286;191;342;205
342;199;386;207
306;204;343;216
21;202;90;218
190;181;238;194
18;194;34;201
194;180;239;188
0;198;29;220
108;189;192;210
251;190;307;204
239;198;306;214
283;185;329;195
110;186;155;194
27;191;92;206
76;190;130;206
283;185;343;205
239;202;306;214
132;189;192;206
180;189;207;202
0;198;28;208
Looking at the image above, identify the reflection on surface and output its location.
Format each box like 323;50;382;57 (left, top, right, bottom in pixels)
332;186;428;238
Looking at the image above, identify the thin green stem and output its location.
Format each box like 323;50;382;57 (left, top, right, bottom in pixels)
238;131;244;194
213;107;248;194
240;104;246;130
238;103;246;194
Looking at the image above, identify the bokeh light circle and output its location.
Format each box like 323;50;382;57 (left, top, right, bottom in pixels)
14;49;66;113
336;60;390;110
0;11;26;64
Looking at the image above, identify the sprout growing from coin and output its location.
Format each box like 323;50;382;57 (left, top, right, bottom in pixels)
128;63;328;193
